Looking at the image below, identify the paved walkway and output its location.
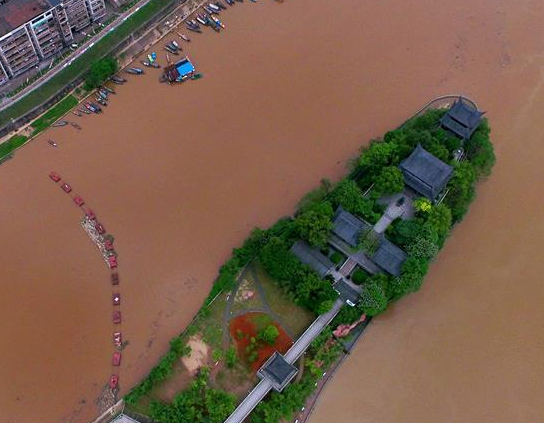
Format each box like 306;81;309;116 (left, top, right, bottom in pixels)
223;298;344;423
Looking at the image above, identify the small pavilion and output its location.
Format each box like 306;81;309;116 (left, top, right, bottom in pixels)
257;352;298;392
440;97;484;140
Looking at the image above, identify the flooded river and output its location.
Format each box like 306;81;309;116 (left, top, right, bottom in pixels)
0;0;543;422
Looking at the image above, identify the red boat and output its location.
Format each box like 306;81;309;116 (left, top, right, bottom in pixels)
95;222;105;234
109;374;119;389
61;183;72;193
111;272;119;285
104;239;114;251
113;310;121;324
86;209;96;220
112;293;120;306
73;196;85;207
113;332;122;347
108;256;118;268
112;352;121;366
49;172;61;182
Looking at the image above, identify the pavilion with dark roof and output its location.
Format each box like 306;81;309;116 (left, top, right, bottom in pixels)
257;352;298;392
371;237;407;277
399;144;453;202
331;206;372;247
290;240;335;278
440;97;484;140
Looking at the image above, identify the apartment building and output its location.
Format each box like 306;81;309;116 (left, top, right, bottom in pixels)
0;0;106;84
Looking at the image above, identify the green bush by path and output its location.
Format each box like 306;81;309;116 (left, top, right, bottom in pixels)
31;95;78;136
84;57;119;90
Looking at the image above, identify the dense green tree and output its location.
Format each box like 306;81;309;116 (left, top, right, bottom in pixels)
258;325;279;345
425;203;452;246
296;179;332;214
389;256;428;300
358;227;380;255
294;201;334;247
84;57;118;90
259;237;301;283
464;119;495;177
328;179;376;221
444;161;477;222
386;218;425;248
373;166;405;196
351;268;370;285
359;281;388;316
407;235;439;260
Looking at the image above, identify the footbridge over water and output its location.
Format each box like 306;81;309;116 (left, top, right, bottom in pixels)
223;298;344;423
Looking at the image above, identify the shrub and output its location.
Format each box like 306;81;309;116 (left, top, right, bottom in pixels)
330;251;344;264
258;325;279;345
351;269;369;285
84;56;118;90
225;346;237;368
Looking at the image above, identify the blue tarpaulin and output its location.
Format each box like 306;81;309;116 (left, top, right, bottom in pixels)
175;59;195;80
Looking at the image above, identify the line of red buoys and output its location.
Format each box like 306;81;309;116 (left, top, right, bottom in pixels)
49;171;123;394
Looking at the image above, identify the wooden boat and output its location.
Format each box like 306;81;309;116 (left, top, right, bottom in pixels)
78;107;90;114
208;3;220;11
211;15;225;28
110;76;127;84
73;196;85;207
141;60;151;67
72;111;81;117
164;45;179;55
49;171;61;182
191;73;203;80
225;0;234;5
204;5;217;14
98;89;108;99
215;1;227;9
113;310;121;324
95;97;107;106
109;375;119;390
196;15;208;25
235;0;243;2
172;40;181;50
47;139;58;147
61;183;72;193
113;332;122;347
102;86;115;94
125;67;144;75
112;352;121;366
52;120;68;127
71;122;82;130
112;293;121;306
178;32;190;42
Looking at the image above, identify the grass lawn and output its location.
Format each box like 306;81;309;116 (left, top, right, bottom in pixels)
30;95;78;136
0;0;178;125
255;262;315;337
0;135;28;160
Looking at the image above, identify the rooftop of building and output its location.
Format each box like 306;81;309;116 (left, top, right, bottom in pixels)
290;240;335;278
0;0;55;35
440;97;484;139
332;206;372;247
399;144;453;201
258;351;298;392
371;237;408;277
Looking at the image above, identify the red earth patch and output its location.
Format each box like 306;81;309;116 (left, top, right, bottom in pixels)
229;312;293;372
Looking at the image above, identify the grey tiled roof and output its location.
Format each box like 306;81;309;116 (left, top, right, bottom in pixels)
440;97;484;140
290;240;335;278
372;238;407;277
399;144;453;201
332;206;372;247
258;352;298;392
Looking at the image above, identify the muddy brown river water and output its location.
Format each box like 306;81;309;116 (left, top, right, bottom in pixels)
0;0;543;422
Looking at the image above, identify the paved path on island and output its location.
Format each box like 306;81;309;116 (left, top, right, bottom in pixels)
223;298;344;423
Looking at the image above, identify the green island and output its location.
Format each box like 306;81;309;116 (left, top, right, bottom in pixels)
122;100;495;423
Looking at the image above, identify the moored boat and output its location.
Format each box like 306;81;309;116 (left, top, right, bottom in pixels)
73;111;81;117
216;1;227;9
78;107;90;114
102;85;115;94
205;5;217;14
208;3;220;11
52;120;68;127
109;375;119;390
48;139;58;147
225;0;234;5
110;76;126;84
71;122;82;130
141;60;151;67
125;67;144;75
172;40;180;50
211;15;225;28
196;15;208;25
95;97;107;106
165;44;179;55
178;32;190;42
